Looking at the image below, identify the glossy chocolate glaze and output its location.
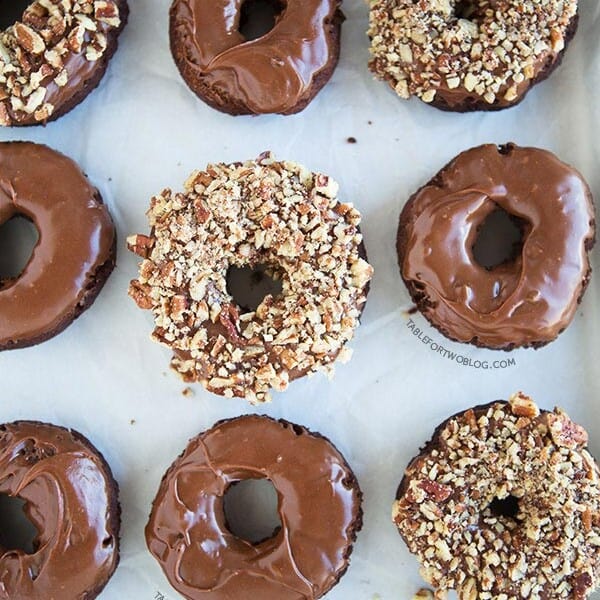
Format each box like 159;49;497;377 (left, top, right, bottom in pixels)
146;415;362;599
170;0;342;114
0;421;120;600
398;144;595;349
0;142;115;349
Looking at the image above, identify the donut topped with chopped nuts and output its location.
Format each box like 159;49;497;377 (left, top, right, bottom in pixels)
128;153;373;403
0;0;128;126
393;392;600;599
368;0;579;111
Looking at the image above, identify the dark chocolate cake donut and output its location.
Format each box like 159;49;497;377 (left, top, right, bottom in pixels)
146;414;363;600
393;393;600;599
0;421;120;600
0;0;129;126
369;0;579;111
169;0;344;115
0;142;116;350
397;143;595;350
128;152;372;402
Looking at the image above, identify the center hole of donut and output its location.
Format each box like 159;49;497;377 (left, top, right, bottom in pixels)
0;0;32;29
223;478;281;544
226;264;283;313
239;0;285;41
472;206;526;271
454;0;476;19
488;495;520;520
0;216;39;288
0;495;39;554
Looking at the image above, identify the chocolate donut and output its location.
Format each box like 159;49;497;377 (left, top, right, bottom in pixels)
392;393;600;599
0;0;128;126
169;0;344;115
128;152;373;402
146;414;363;599
0;142;116;350
397;144;595;350
369;0;578;111
0;421;120;599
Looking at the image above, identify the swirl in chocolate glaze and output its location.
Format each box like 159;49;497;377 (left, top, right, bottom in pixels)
0;421;120;600
0;142;116;350
146;415;362;599
169;0;343;114
397;144;595;349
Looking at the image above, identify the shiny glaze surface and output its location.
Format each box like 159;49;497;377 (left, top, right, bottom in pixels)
146;415;362;599
399;144;594;348
0;142;115;347
170;0;341;114
0;421;119;600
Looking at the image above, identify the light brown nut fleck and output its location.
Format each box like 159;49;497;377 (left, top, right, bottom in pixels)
94;0;120;27
127;234;155;258
129;281;153;310
413;589;434;600
14;23;46;55
548;412;588;449
420;479;452;502
509;392;540;418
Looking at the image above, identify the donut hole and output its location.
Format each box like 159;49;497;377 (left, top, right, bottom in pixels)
223;478;281;544
0;0;31;30
0;495;39;554
226;264;283;313
472;206;527;271
454;0;476;20
239;0;285;41
486;494;521;522
0;215;40;288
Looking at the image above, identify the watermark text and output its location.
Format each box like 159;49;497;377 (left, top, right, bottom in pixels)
406;318;516;370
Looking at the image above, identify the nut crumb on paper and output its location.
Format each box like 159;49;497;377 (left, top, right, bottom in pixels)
182;386;194;397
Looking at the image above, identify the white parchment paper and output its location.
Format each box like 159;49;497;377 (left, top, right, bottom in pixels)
2;1;600;598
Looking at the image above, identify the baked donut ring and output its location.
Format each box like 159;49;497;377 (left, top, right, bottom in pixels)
128;153;372;402
397;143;595;350
369;0;579;111
392;393;600;599
169;0;344;115
0;421;120;600
0;142;116;350
0;0;128;126
146;414;363;600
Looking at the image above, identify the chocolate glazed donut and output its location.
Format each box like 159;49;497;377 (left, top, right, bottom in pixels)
397;143;595;350
146;415;363;599
0;142;116;350
0;421;120;600
169;0;344;115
